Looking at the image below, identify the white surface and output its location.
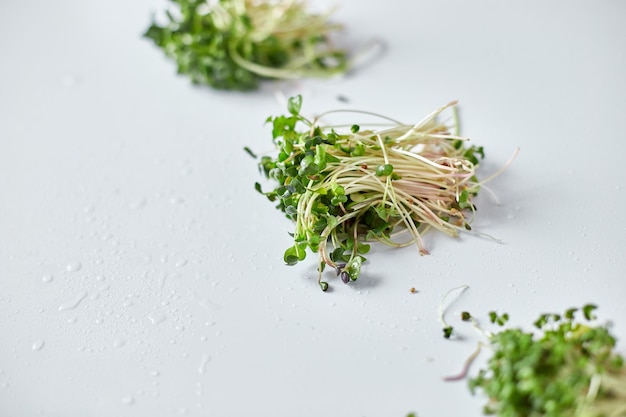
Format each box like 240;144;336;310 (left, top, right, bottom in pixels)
1;1;625;416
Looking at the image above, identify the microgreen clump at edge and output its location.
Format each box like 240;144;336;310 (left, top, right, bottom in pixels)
144;0;348;90
468;304;626;417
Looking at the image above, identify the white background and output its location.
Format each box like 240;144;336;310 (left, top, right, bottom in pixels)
1;1;625;416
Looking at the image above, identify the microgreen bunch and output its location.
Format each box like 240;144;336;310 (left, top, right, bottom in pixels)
255;96;486;290
144;0;347;90
469;305;626;417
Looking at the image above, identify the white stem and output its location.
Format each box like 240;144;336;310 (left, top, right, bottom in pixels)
438;284;469;329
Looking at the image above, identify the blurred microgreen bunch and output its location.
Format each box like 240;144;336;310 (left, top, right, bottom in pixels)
469;304;626;417
144;0;348;90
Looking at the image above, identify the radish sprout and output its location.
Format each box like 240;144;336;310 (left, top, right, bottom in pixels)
254;96;502;290
449;305;626;417
145;0;349;90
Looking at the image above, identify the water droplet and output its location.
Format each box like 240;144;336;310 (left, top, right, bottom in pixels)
507;214;515;220
198;299;221;310
42;275;53;283
158;275;167;289
113;339;125;348
129;198;147;210
121;396;134;405
198;355;211;374
67;317;77;324
65;262;82;272
58;291;88;311
170;197;184;205
32;340;45;351
148;313;166;325
175;259;187;268
149;371;160;377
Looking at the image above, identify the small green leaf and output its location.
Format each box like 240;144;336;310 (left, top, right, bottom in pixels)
346;256;363;281
489;311;498;324
283;244;306;265
283;247;300;265
443;326;453;339
583;304;597;320
319;281;329;291
326;215;338;230
357;242;371;254
374;205;389;220
331;183;345;196
330;194;347;206
350;143;365;157
243;146;257;158
565;308;578;320
458;189;471;209
489;312;510;326
330;247;346;263
287;95;303;115
308;235;320;251
534;313;549;329
375;164;394;177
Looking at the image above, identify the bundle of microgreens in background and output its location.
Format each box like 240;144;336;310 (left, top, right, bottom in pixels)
465;305;626;417
144;0;348;90
255;96;486;290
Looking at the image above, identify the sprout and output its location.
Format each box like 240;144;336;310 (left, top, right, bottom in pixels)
144;0;349;90
254;96;511;289
438;284;469;339
464;305;626;417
